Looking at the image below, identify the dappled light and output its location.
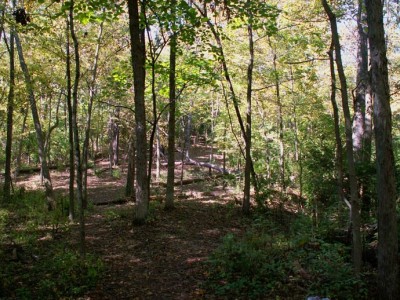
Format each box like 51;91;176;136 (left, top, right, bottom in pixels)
0;0;397;298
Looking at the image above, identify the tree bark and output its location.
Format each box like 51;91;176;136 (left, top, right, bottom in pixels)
70;0;85;257
3;21;15;202
15;32;56;211
328;44;345;210
365;0;398;298
65;17;75;221
165;0;177;210
353;0;373;219
125;136;135;198
321;0;362;274
15;107;28;178
243;2;253;214
83;20;104;209
128;0;149;224
193;2;259;196
108;108;120;168
271;50;285;193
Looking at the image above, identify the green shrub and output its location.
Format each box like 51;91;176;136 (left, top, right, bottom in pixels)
205;216;368;299
35;251;104;299
12;250;104;299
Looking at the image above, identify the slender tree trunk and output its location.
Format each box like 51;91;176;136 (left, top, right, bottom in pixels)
353;0;368;160
272;51;285;193
83;20;104;208
328;45;345;209
165;0;177;210
15;107;28;178
353;0;372;219
70;1;85;257
156;127;161;181
128;0;149;224
14;33;56;211
44;94;61;167
193;2;258;194
108;109;120;168
65;17;75;221
146;23;158;201
243;3;253;214
125;136;135;198
365;1;398;297
3;22;15;202
322;0;362;273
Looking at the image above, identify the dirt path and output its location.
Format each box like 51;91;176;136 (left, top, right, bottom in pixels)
80;189;247;299
14;145;247;298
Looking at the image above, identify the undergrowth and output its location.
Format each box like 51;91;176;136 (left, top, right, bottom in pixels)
0;188;104;299
205;211;370;299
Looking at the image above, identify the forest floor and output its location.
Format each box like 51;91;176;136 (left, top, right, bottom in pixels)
14;143;251;299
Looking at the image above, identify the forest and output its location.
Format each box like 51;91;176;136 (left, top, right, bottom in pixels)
0;0;399;299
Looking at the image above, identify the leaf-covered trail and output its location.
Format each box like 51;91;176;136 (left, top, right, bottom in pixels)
82;191;248;299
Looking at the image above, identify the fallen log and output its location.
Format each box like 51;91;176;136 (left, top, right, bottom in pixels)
154;174;225;187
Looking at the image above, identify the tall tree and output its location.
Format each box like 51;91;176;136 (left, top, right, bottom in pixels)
321;0;362;273
328;44;346;209
65;16;75;220
127;0;149;224
353;0;372;219
69;0;85;257
83;19;105;208
192;1;260;205
15;32;56;211
3;0;15;202
165;0;177;210
242;0;254;214
365;0;398;297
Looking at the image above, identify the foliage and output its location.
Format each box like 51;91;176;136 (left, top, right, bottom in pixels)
2;248;103;299
205;213;368;299
0;189;103;299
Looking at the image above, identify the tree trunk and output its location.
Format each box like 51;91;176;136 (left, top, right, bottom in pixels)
83;20;104;209
321;0;362;274
15;107;28;178
328;44;346;211
108;108;120;168
243;2;253;214
127;0;149;224
353;0;373;220
165;0;177;210
125;137;136;198
272;50;285;194
70;0;85;257
193;2;259;195
14;32;56;211
184;107;192;160
65;17;75;221
365;0;398;297
3;22;15;202
156;127;161;181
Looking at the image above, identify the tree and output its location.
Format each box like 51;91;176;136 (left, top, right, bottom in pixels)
65;15;75;221
127;0;149;224
69;0;85;257
321;0;362;273
3;0;15;202
165;0;177;210
15;32;57;211
243;0;254;214
365;0;398;297
353;0;373;219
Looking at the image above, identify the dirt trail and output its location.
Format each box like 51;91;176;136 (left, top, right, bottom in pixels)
83;195;247;299
14;144;246;298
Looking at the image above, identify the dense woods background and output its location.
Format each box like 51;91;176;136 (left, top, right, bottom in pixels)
1;0;400;299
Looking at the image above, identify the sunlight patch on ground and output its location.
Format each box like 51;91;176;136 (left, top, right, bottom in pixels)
185;257;206;264
199;199;221;204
